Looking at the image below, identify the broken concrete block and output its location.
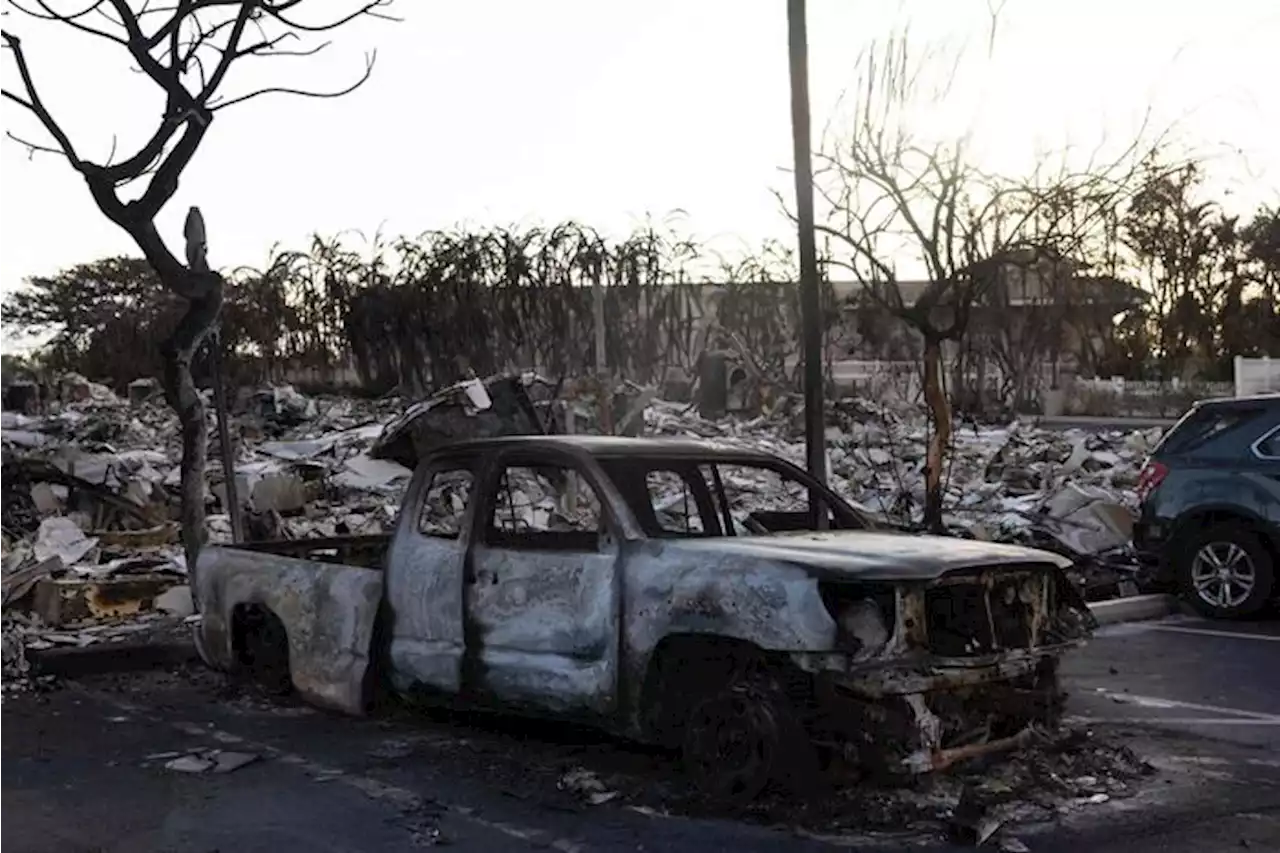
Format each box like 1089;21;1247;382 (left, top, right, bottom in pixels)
29;482;62;514
866;448;893;466
33;518;99;566
249;472;308;513
156;749;259;774
332;454;413;492
371;373;547;469
127;378;160;405
2;556;62;607
211;751;260;773
95;524;179;549
697;352;729;419
165;754;215;773
1041;484;1135;555
3;381;39;414
32;574;181;626
154;585;194;618
661;366;693;402
60;376;93;403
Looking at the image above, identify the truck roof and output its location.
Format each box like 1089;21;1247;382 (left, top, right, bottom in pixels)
433;434;784;462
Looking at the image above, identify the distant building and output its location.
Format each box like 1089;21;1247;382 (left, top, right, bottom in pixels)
834;249;1146;378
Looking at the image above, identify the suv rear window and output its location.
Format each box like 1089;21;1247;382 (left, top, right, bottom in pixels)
1157;406;1263;455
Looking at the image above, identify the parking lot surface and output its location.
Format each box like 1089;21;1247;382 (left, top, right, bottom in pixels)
1040;614;1280;852
1063;614;1280;748
4;613;1279;853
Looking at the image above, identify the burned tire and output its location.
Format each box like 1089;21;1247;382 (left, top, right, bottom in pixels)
681;679;813;804
235;607;292;695
1177;523;1275;619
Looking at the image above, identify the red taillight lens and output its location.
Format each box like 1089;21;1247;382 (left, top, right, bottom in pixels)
1136;460;1169;503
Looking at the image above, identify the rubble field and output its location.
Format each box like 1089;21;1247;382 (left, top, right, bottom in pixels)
3;371;1156;692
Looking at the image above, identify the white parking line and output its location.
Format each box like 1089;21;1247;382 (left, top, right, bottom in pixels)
1146;624;1280;643
1091;690;1280;721
1070;717;1280;726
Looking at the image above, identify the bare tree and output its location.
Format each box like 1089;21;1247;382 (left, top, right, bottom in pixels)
2;0;395;592
808;30;1160;531
977;247;1080;410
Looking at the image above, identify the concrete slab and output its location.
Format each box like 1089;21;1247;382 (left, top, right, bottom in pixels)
32;574;184;626
1087;594;1185;626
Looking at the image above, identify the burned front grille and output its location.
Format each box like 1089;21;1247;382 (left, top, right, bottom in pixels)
924;570;1048;655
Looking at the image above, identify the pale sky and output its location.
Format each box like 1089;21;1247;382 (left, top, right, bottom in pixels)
1;0;1277;300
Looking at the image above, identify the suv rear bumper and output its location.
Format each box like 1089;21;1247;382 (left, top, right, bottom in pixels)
1131;519;1175;582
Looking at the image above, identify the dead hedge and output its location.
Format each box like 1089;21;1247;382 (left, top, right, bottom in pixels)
19;223;842;395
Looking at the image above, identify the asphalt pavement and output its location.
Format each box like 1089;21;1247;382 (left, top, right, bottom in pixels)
0;671;870;853
1041;614;1280;852
1062;614;1280;749
4;614;1279;853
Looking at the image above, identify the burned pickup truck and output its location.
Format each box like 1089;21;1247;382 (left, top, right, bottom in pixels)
194;436;1095;801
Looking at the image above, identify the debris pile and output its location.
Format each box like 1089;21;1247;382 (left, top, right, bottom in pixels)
641;398;1154;586
798;725;1156;847
558;766;621;806
2;617;32;690
0;379;408;687
371;372;554;469
4;370;1166;687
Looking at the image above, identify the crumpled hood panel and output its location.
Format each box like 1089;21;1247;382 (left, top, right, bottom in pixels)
668;530;1072;581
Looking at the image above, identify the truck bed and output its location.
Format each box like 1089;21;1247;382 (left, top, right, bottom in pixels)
233;535;390;570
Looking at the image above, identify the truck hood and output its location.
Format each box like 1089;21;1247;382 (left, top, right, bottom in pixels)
668;530;1073;581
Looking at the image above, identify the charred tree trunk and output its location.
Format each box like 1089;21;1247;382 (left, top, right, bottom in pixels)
160;274;224;597
3;0;395;611
922;334;951;533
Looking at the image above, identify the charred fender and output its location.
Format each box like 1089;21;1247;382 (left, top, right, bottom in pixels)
195;545;383;715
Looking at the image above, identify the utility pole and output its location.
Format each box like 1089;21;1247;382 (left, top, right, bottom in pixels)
787;0;826;484
593;275;613;434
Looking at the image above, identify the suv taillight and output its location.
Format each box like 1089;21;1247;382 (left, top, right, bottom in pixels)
1136;460;1169;503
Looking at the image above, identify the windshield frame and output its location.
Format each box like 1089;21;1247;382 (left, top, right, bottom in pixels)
595;451;872;539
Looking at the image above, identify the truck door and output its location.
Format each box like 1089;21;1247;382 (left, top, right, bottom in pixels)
465;451;622;717
384;455;481;696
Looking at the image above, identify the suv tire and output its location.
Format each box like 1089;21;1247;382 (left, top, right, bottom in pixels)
1177;523;1275;619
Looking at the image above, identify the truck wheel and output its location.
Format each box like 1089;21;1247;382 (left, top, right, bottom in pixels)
681;679;813;804
1178;523;1275;619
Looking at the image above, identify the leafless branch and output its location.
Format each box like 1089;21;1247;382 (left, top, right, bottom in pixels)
5;128;63;157
6;0;128;45
5;1;394;193
208;48;374;110
1;30;83;166
4;0;397;605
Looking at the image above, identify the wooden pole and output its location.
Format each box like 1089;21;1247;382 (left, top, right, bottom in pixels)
593;277;613;434
209;329;244;544
787;0;827;485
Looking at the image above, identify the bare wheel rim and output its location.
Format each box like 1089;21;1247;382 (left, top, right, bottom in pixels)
684;693;776;800
1190;540;1256;609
